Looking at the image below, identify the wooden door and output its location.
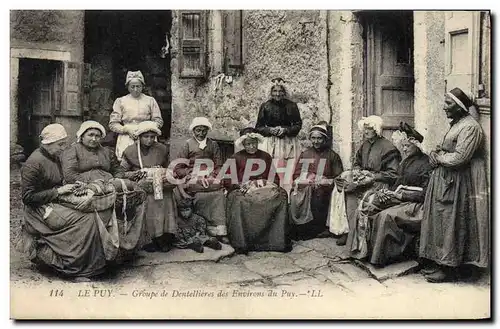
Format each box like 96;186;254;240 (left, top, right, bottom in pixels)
18;59;63;154
366;12;415;140
18;59;90;154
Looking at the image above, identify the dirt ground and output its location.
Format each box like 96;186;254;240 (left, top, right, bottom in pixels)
9;167;491;319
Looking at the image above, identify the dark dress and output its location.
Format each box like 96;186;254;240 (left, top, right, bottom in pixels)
60;142;146;259
420;115;489;268
121;142;177;245
20;148;107;278
225;149;290;252
290;146;344;239
345;136;401;246
350;150;432;265
174;137;227;236
255;98;303;193
61;143;124;183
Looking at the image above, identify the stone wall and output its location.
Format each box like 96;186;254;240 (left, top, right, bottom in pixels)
414;11;491;185
10;10;85;62
413;11;448;154
10;10;85;149
480;12;491;98
170;10;329;159
327;11;365;168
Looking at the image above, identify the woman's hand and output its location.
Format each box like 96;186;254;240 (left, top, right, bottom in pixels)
123;125;138;139
429;151;440;167
276;127;286;137
376;189;391;203
57;184;77;195
239;181;251;193
378;189;403;203
358;171;375;186
130;170;147;182
270;126;283;136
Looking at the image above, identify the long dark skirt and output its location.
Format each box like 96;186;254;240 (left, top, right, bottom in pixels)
226;186;290;252
290;186;332;240
420;163;489;268
368;202;422;265
22;204;107;278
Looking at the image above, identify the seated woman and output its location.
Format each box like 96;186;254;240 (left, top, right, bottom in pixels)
339;115;401;246
349;123;433;266
225;128;290;254
120;121;177;253
173;117;228;243
19;124;107;282
60;120;146;260
290;123;344;240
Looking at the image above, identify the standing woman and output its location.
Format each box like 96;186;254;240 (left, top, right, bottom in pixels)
419;87;489;282
255;78;302;194
109;70;163;160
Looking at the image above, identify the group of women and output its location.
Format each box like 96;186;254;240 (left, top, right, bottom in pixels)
19;71;489;284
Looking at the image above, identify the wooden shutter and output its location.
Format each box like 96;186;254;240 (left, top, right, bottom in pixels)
444;11;481;98
61;61;85;117
82;63;92;120
222;10;243;74
179;10;207;78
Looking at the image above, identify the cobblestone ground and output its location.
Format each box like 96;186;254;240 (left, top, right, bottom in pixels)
9;168;490;319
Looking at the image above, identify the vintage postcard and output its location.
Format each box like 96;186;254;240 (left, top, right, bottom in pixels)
9;8;491;319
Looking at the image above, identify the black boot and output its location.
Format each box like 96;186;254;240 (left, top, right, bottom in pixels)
158;233;175;252
143;237;162;252
336;234;348;246
188;241;204;253
204;238;222;250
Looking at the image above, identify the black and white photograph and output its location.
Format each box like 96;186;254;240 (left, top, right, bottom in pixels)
7;6;492;319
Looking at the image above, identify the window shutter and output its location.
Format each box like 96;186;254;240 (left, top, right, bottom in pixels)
82;63;92;120
179;10;207;78
444;11;481;98
222;10;243;74
60;61;86;117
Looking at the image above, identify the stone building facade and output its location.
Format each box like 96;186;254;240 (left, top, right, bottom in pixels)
10;10;491;186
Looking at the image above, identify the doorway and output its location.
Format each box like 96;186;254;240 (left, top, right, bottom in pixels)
18;59;63;155
84;10;173;145
364;11;415;139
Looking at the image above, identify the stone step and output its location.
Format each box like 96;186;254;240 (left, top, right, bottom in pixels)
354;260;420;281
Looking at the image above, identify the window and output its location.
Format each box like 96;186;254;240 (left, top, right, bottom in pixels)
444;11;481;98
179;10;207;78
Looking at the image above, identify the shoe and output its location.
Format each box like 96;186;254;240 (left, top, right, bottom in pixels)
204;238;222;250
424;269;449;283
420;267;439;275
159;244;172;253
143;243;158;252
336;234;348;246
188;242;204;253
217;236;230;244
234;248;248;255
316;229;333;239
